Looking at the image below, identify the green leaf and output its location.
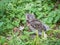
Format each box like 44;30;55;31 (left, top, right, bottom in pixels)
0;22;3;27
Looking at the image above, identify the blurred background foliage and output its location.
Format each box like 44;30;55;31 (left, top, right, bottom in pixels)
0;0;60;45
0;0;60;34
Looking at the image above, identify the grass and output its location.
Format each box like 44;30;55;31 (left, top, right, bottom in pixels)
0;30;60;45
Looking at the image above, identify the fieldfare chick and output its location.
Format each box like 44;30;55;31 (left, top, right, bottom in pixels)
26;13;50;35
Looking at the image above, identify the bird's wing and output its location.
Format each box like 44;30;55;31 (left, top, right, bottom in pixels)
30;20;46;32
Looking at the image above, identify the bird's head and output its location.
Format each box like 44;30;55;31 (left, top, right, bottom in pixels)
26;13;35;22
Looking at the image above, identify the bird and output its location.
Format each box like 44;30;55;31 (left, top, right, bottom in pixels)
26;13;50;35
